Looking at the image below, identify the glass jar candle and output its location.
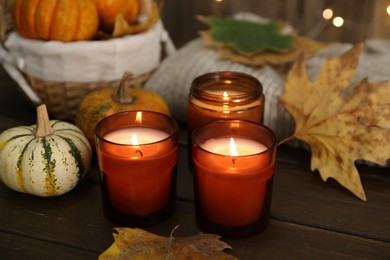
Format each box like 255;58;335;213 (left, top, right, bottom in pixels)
188;71;265;134
192;119;277;238
95;111;179;227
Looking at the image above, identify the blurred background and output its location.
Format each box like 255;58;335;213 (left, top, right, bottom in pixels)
161;0;390;48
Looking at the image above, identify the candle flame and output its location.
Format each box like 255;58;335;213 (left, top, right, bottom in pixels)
135;111;142;123
222;91;230;102
230;137;239;156
131;133;139;145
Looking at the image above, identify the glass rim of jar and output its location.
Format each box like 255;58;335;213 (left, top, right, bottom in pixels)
94;110;179;147
190;71;263;105
192;119;277;158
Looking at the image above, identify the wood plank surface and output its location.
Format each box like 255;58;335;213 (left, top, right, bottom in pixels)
0;177;389;259
0;233;97;260
272;150;390;243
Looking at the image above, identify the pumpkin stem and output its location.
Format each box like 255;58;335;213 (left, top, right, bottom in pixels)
35;104;54;137
113;71;136;104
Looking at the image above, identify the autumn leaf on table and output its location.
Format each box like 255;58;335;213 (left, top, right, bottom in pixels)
279;44;390;201
99;226;237;259
198;15;332;67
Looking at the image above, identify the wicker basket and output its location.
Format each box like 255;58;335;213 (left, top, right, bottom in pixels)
0;0;175;121
23;73;152;120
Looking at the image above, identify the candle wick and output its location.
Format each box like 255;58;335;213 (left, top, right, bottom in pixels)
232;158;236;164
136;150;143;157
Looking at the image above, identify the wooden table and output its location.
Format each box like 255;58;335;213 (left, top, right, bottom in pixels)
0;3;390;256
0;65;389;259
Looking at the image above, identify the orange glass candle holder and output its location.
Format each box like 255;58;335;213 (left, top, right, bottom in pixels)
188;71;265;134
192;120;277;238
95;111;179;227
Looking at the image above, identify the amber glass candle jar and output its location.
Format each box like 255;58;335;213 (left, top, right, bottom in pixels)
188;71;265;134
192;119;277;238
95;111;179;227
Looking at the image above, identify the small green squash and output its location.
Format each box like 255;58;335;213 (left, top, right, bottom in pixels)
0;105;92;197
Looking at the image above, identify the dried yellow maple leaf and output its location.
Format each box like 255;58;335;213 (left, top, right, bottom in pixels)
279;44;390;201
99;226;237;259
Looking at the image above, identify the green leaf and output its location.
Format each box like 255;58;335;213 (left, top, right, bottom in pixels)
206;16;294;53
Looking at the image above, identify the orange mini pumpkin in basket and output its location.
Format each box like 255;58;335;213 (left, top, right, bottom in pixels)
12;0;99;42
93;0;140;33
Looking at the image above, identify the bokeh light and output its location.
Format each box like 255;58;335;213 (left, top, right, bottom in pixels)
322;8;334;20
332;16;344;27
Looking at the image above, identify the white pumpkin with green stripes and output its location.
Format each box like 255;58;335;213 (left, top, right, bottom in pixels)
0;105;92;197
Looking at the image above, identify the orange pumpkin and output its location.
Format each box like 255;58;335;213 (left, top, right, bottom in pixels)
12;0;99;42
75;73;170;147
93;0;140;33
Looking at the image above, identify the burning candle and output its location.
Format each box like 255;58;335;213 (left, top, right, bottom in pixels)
188;71;265;134
104;127;169;145
201;137;268;156
192;120;277;238
95;111;178;226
